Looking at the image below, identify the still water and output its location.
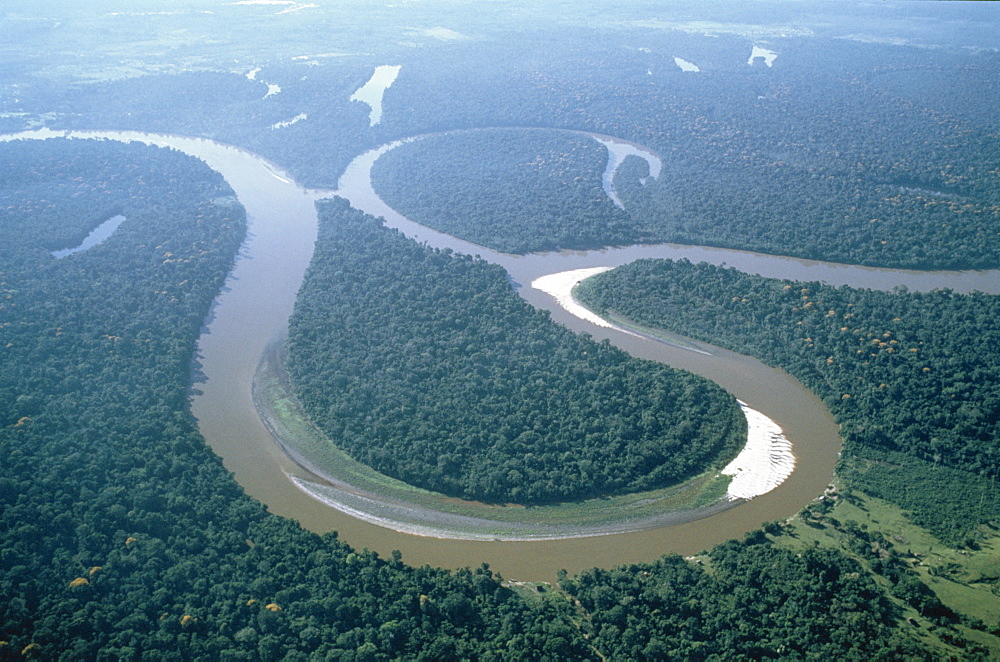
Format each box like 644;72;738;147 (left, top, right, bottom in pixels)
5;129;997;581
51;214;126;259
350;65;402;126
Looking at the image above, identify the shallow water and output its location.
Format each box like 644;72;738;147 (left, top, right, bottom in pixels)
748;45;779;67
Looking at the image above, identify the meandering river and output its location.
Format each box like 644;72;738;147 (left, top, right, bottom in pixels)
4;128;997;581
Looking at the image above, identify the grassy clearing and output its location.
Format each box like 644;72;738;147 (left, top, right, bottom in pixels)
504;580;560;606
253;344;740;538
768;487;1000;658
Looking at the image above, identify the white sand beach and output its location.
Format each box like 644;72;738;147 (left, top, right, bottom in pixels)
532;267;796;500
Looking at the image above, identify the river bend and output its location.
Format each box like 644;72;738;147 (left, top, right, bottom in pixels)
4;128;997;580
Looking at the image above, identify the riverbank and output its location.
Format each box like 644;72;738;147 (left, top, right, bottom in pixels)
533;267;711;355
254;342;752;540
533;267;797;501
0;129;852;576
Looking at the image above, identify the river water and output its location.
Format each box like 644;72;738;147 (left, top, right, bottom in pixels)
4;128;997;581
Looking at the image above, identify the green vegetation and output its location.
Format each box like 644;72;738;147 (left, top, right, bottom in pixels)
367;50;1000;266
610;64;1000;271
562;487;1000;660
256;347;741;538
285;199;745;505
771;489;1000;657
4;4;997;657
0;139;596;660
561;535;927;660
373;40;997;269
575;259;1000;543
371;129;638;253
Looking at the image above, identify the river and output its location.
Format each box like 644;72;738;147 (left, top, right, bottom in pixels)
4;128;997;581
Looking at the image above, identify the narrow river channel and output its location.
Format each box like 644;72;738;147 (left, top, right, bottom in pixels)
5;128;998;581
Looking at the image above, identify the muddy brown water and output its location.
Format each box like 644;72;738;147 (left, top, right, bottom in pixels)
5;129;997;581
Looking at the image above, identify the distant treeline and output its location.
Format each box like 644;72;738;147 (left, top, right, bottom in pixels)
25;32;997;270
373;39;998;268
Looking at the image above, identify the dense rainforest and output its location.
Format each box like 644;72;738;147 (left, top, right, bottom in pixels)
3;137;969;660
371;129;637;253
575;259;1000;544
561;536;925;660
3;2;998;657
285;199;744;505
15;16;997;270
371;41;997;267
0;139;598;660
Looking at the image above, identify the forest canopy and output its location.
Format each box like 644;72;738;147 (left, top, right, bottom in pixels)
285;199;745;505
371;128;639;253
3;2;998;656
575;259;1000;543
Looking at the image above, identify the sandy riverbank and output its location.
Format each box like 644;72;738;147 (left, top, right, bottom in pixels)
531;267;796;500
253;344;743;541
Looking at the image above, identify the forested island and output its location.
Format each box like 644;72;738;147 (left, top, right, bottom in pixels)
285;199;744;505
